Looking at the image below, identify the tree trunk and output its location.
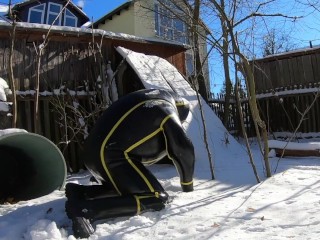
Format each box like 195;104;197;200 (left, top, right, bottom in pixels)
193;0;208;101
192;0;215;179
8;1;17;128
220;0;232;127
235;78;260;183
241;57;271;177
211;0;272;177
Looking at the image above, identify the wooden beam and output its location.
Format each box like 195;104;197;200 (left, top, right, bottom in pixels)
274;148;320;157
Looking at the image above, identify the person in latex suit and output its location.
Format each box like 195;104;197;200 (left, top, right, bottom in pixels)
65;89;195;238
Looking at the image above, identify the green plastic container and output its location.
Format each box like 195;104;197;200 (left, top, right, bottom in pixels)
0;131;66;201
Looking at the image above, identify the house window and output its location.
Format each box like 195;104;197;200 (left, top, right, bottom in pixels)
185;52;194;76
64;9;77;27
154;0;188;44
28;4;46;24
47;2;62;25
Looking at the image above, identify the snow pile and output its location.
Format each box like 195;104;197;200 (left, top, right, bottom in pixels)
0;77;8;101
0;78;10;112
0;128;27;137
269;140;320;151
116;46;253;183
0;21;186;49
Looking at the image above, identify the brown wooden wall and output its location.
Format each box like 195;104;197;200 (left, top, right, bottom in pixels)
0;26;187;91
0;25;187;171
252;47;320;92
209;86;320;138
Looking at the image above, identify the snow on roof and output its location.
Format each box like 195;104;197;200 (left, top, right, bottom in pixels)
269;139;320;151
0;4;8;14
256;86;320;99
0;3;9;22
253;46;320;62
0;21;188;48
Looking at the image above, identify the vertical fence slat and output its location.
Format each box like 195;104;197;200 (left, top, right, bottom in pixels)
208;86;320;138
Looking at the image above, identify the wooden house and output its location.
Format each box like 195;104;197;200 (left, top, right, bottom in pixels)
91;0;211;99
11;0;89;27
0;22;188;170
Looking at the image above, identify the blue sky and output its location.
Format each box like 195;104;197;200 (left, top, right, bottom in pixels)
79;0;128;21
78;0;320;93
2;1;320;93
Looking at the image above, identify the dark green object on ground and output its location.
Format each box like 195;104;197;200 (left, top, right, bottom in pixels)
0;131;66;202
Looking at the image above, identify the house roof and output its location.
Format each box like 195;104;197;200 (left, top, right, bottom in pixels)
253;46;320;63
0;21;189;51
91;0;210;35
91;1;133;28
12;0;89;21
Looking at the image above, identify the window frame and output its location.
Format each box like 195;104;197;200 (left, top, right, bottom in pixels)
28;3;46;24
46;2;62;26
185;52;195;77
154;0;188;44
64;8;78;27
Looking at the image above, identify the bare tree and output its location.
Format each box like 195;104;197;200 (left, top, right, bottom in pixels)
217;0;233;127
8;0;17;127
190;0;215;180
139;0;216;179
199;0;303;178
262;28;298;57
33;0;72;133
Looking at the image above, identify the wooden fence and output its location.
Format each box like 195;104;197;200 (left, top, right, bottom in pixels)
252;46;320;92
0;24;187;172
209;84;320;138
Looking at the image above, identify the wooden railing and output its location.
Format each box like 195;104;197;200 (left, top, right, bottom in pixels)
208;85;320;137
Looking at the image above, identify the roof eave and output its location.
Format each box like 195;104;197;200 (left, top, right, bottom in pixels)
91;1;133;28
12;0;89;21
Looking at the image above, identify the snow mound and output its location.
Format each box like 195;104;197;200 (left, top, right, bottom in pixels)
0;77;9;101
269;140;320;151
116;47;253;183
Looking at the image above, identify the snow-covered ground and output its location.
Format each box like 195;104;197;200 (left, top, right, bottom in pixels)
1;48;320;240
1;138;320;240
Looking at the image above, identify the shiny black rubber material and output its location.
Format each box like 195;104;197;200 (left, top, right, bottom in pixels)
0;146;34;202
82;89;195;195
66;193;166;221
71;217;94;239
66;182;118;200
66;89;195;235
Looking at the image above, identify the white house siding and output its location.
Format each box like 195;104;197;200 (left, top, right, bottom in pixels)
134;0;156;38
97;4;136;35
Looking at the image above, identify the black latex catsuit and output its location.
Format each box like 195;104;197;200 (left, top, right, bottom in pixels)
65;89;195;236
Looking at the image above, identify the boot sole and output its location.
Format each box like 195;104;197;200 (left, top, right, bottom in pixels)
72;217;95;238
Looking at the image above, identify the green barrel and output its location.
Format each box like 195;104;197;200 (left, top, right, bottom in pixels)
0;131;66;202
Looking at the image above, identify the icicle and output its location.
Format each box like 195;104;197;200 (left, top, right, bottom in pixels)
99;75;110;105
106;61;118;102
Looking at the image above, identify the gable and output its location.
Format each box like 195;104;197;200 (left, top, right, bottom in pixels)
12;0;89;27
92;1;133;29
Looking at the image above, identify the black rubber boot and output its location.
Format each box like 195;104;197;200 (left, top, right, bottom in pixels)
65;193;166;221
65;192;167;238
71;217;95;239
65;195;137;222
65;183;117;201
